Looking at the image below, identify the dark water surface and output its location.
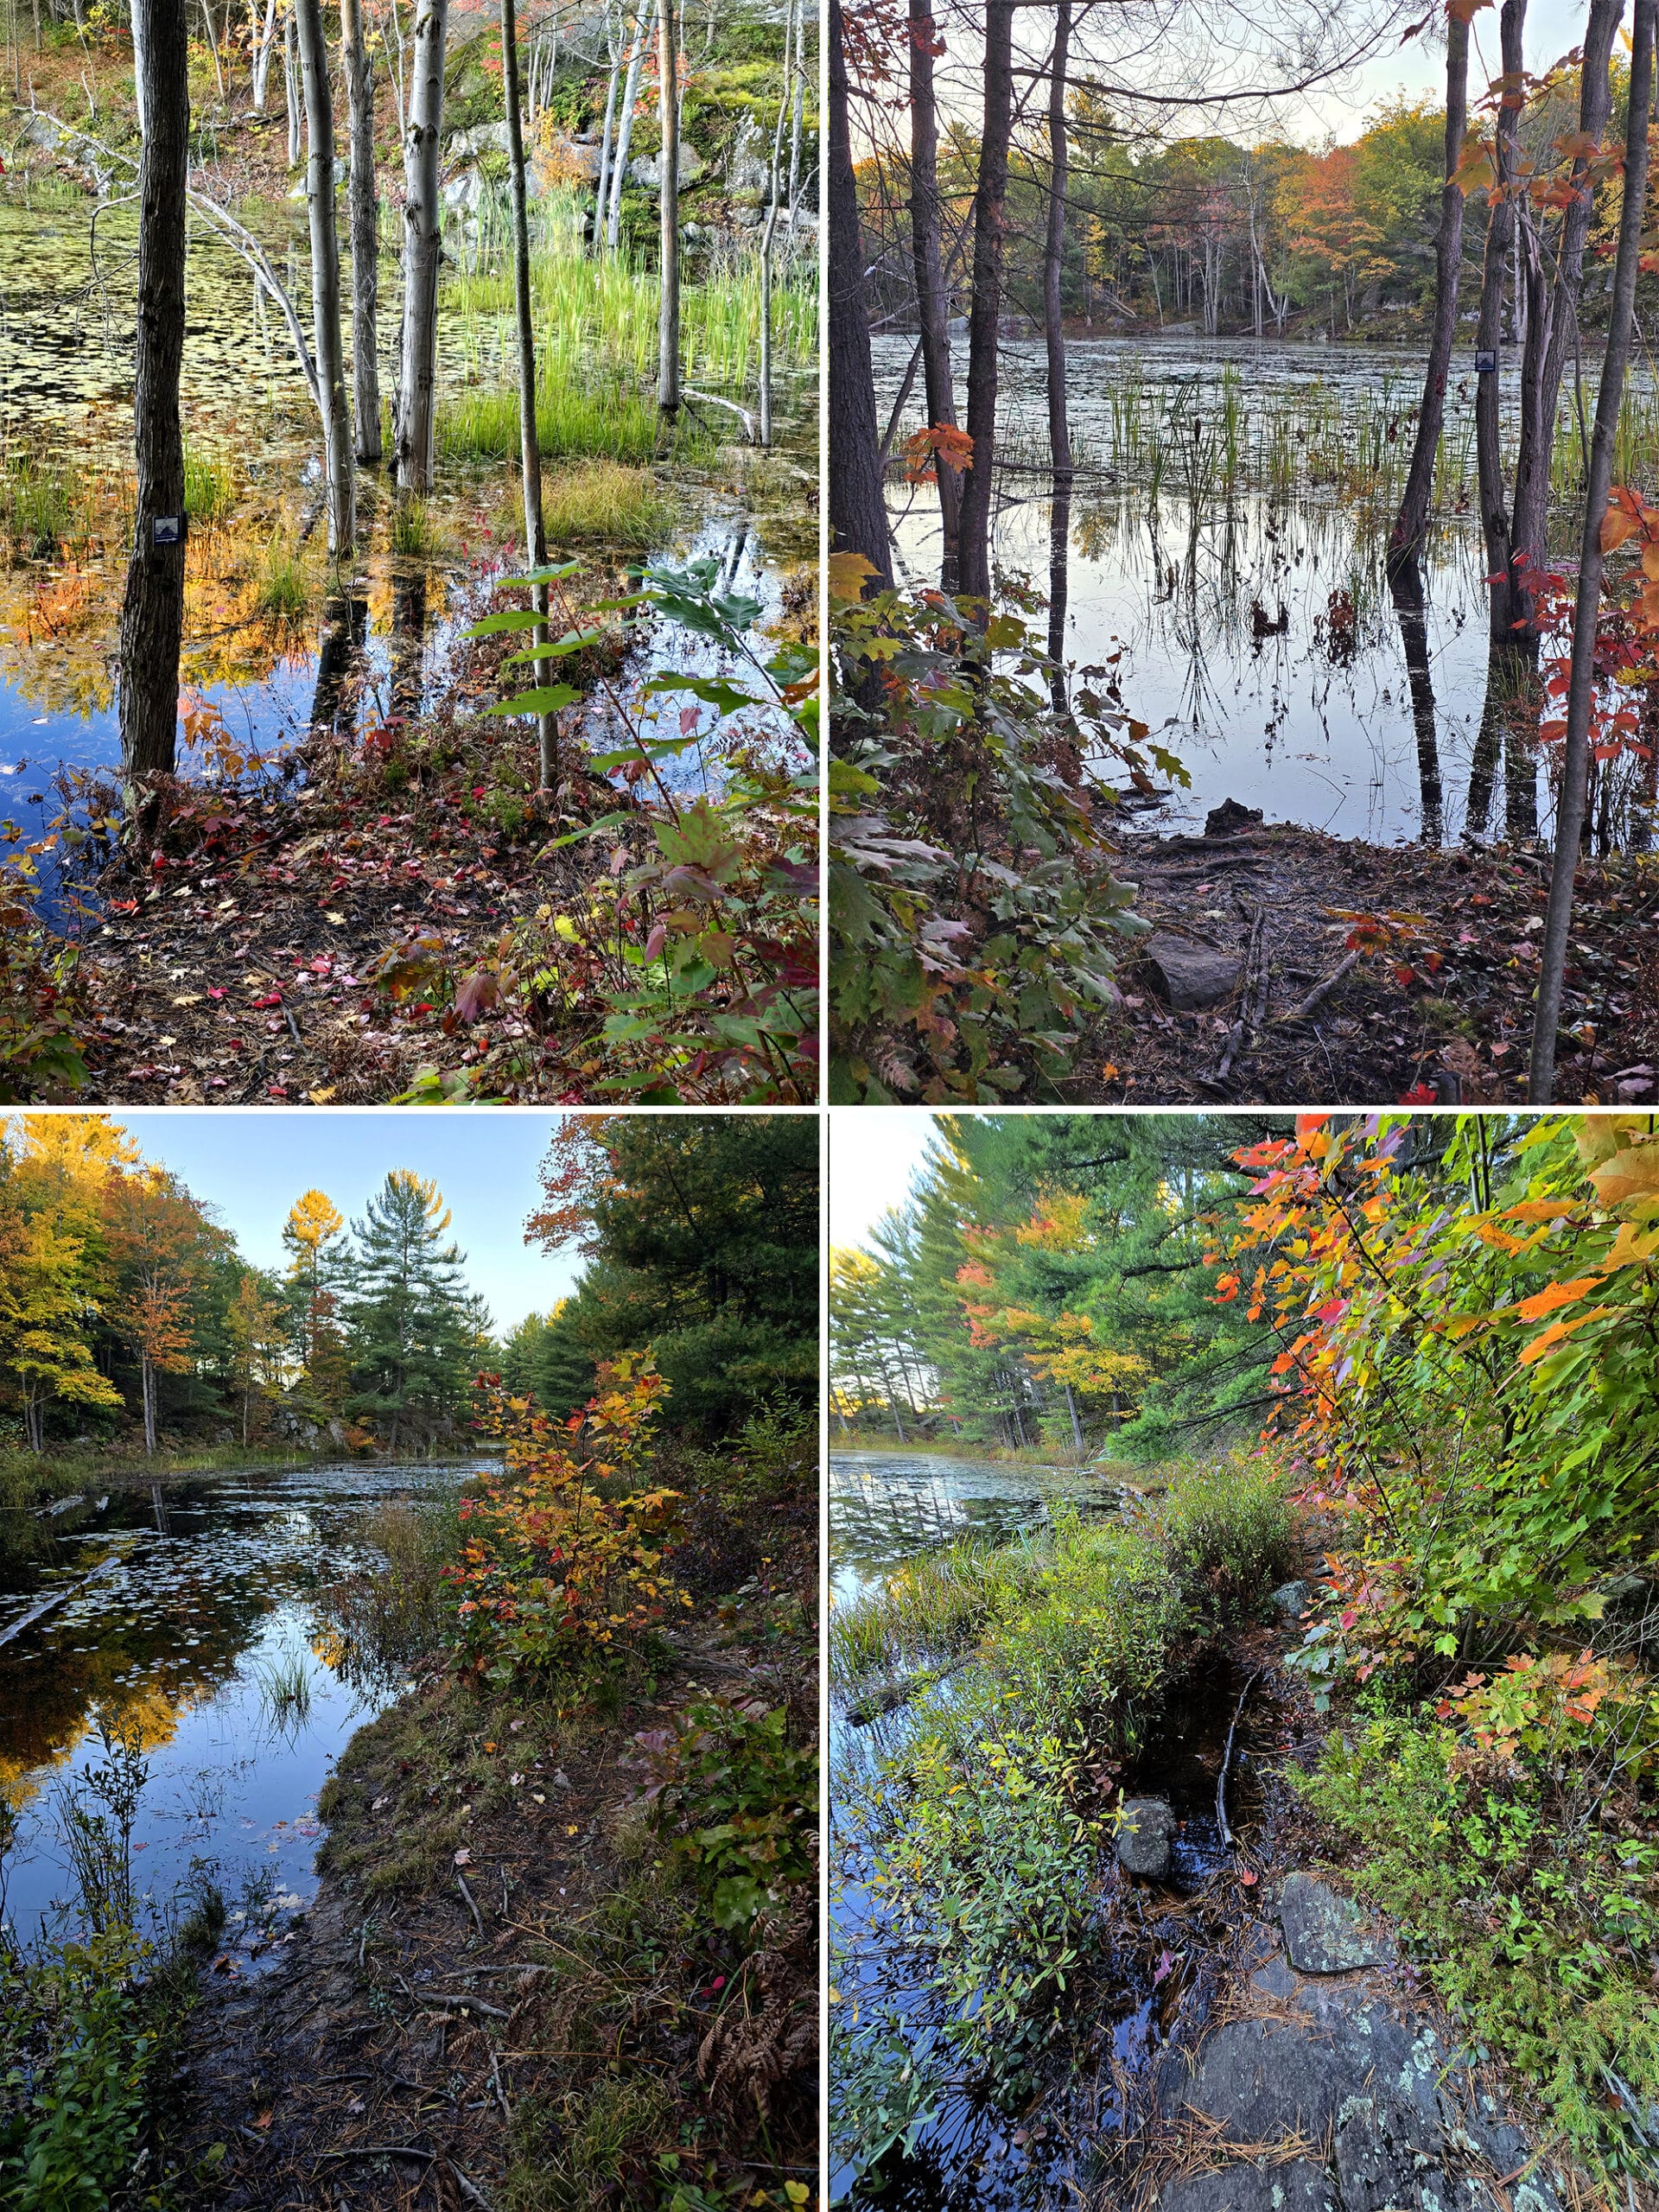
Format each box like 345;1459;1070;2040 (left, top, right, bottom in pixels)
0;1457;487;1962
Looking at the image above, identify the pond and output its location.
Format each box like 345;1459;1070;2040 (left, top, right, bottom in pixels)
830;1451;1268;2209
0;1455;486;1967
871;333;1637;848
0;186;810;861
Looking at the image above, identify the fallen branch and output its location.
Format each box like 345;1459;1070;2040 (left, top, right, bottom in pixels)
456;1870;485;1942
1278;949;1360;1026
1216;1668;1262;1850
315;2145;436;2165
682;385;757;442
1205;904;1268;1087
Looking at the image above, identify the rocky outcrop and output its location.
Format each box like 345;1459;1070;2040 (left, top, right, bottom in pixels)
1145;1882;1567;2212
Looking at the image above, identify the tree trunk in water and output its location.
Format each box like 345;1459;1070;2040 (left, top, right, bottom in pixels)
1475;0;1525;645
907;0;960;586
284;4;301;165
827;0;891;586
143;1357;156;1456
593;7;620;251
1391;5;1468;569
1044;0;1071;692
657;0;680;413
395;0;448;495
957;0;1013;605
1529;0;1655;1103
501;0;556;786
1047;481;1070;710
1509;0;1621;635
118;0;188;778
1389;558;1445;844
340;0;381;461
296;0;356;556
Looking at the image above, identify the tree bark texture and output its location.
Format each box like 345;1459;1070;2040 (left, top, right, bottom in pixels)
501;0;556;785
827;0;893;587
1529;0;1656;1103
658;0;681;411
1509;0;1621;634
296;0;356;555
957;0;1013;604
1391;5;1468;568
908;0;960;585
1044;0;1071;482
340;0;381;461
118;0;188;777
1475;0;1527;645
395;0;448;495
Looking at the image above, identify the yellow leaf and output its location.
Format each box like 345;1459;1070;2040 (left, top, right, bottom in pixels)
308;1086;338;1104
828;550;880;604
1587;1138;1659;1210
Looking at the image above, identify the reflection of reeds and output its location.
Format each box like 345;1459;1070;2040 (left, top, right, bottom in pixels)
182;446;234;525
254;536;309;621
255;1650;313;1728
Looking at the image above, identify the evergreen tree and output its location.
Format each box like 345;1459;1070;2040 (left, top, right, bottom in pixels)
345;1172;481;1449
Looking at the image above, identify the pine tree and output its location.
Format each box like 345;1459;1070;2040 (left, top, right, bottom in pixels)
345;1172;480;1450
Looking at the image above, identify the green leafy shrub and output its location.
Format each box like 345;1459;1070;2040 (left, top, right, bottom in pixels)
636;1696;817;1930
0;1927;156;2212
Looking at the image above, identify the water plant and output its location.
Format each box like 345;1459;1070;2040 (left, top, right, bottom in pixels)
254;537;309;622
254;1649;314;1729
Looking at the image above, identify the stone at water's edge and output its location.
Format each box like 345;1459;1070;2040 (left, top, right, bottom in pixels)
1279;1872;1396;1974
1269;1580;1311;1623
1143;934;1243;1011
1149;1917;1566;2212
1204;798;1267;837
1116;1796;1177;1879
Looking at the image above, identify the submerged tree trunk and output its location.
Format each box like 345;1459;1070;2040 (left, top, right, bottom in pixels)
118;0;188;778
1509;0;1621;636
827;0;891;586
501;0;556;786
340;0;381;461
1389;559;1446;845
908;0;960;587
957;0;1014;604
1530;0;1656;1103
395;0;448;495
296;0;356;556
1476;0;1526;646
657;0;680;413
1391;3;1468;570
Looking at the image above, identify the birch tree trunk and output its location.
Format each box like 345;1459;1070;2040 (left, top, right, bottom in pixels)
607;7;645;250
1530;0;1656;1103
130;0;150;135
1391;6;1468;569
296;0;356;556
756;0;791;446
593;0;620;251
501;0;556;786
118;0;188;778
284;4;302;165
395;0;448;496
907;0;960;587
340;0;381;461
657;0;680;414
251;0;275;105
827;0;891;585
1475;0;1526;646
957;0;1014;604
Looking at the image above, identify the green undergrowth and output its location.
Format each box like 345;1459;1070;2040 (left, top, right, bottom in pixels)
1300;1693;1659;2192
830;1456;1296;2180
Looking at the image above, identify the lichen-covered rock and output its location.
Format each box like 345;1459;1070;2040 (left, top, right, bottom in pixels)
1279;1872;1396;1974
1150;2159;1339;2211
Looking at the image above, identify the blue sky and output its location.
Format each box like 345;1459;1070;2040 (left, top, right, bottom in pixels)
33;1111;585;1334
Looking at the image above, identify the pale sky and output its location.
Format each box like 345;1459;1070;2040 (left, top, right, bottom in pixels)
829;1109;940;1255
16;1110;586;1336
1308;0;1586;143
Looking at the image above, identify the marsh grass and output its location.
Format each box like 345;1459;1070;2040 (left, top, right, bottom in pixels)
181;446;234;524
255;536;309;620
254;1649;313;1729
390;499;441;557
541;461;675;547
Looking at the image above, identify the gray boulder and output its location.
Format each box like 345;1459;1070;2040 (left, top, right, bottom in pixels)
1116;1796;1177;1879
629;143;705;191
1279;1873;1396;1974
1149;2161;1338;2212
1143;933;1242;1010
1270;1580;1311;1623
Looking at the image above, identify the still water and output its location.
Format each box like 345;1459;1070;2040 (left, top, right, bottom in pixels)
0;1457;486;1963
873;333;1572;847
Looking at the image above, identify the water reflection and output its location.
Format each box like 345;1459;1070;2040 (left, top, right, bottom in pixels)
0;1457;487;1961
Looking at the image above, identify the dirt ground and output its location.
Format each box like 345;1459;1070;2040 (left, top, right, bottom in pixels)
1073;824;1659;1107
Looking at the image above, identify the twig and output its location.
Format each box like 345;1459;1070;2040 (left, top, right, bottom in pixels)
1206;903;1268;1085
456;1871;485;1942
315;2145;435;2165
681;385;756;442
283;1004;302;1048
487;2045;512;2122
452;2167;493;2210
414;1989;511;2021
1216;1669;1262;1850
1278;948;1360;1025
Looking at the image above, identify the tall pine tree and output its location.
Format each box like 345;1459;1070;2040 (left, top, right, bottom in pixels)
345;1172;481;1450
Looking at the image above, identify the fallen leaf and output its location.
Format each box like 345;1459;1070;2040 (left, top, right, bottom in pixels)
454;1847;473;1866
